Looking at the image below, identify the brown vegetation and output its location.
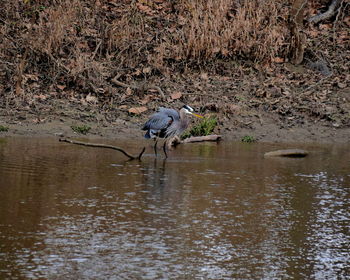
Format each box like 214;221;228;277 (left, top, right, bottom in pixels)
0;0;349;137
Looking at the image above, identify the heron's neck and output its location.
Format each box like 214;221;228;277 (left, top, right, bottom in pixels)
179;111;190;128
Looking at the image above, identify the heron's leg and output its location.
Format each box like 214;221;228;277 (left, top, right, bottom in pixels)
162;140;168;159
153;138;158;156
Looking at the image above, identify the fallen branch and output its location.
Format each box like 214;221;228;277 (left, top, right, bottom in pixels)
182;135;222;143
168;135;222;147
303;74;332;94
308;0;343;24
181;92;222;99
59;138;145;160
91;39;102;60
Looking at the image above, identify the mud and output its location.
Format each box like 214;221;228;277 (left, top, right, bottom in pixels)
1;105;349;144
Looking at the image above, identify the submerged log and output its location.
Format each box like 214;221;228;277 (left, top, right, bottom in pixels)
264;149;309;158
59;138;145;160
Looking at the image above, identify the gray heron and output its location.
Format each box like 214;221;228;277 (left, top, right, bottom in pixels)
142;105;203;157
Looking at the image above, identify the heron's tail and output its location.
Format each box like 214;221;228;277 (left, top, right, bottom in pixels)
144;129;158;139
144;130;151;139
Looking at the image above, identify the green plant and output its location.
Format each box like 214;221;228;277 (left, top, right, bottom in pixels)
71;125;91;135
0;125;9;132
241;135;256;143
182;117;217;139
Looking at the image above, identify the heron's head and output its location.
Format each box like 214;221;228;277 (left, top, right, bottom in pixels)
182;105;203;118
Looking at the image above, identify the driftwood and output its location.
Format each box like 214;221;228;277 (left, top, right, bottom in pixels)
182;135;222;143
59;138;145;160
308;0;343;24
264;149;308;158
168;135;222;147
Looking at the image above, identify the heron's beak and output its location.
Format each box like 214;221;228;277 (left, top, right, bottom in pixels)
191;112;204;118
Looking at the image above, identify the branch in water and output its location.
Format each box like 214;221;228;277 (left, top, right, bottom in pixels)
59;138;145;160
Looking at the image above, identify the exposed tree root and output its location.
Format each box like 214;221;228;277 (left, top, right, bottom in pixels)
308;0;343;24
59;138;145;160
289;0;307;64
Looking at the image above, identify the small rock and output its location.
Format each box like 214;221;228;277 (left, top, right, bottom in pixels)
264;149;308;158
54;132;64;137
337;82;347;89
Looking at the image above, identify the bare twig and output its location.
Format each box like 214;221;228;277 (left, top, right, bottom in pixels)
110;76;166;100
308;0;343;24
151;86;166;100
91;39;102;60
59;138;145;160
303;75;332;94
15;48;29;96
181;92;221;98
111;77;136;89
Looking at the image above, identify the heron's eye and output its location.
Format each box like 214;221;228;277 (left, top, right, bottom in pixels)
183;105;194;112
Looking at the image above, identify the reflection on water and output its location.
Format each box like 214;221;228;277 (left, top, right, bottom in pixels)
0;137;349;279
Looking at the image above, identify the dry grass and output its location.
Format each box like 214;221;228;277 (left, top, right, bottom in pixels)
0;0;348;102
174;0;289;62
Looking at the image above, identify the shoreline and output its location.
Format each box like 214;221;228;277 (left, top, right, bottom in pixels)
1;118;349;144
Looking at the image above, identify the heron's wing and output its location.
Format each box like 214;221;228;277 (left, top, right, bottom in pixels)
142;112;173;131
157;107;180;121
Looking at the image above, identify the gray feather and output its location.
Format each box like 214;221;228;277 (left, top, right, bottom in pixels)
142;112;172;131
142;106;189;139
157;108;180;120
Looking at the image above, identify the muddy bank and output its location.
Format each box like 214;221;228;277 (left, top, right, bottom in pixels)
1;107;349;144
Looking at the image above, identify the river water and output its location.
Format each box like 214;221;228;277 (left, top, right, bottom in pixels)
0;137;349;279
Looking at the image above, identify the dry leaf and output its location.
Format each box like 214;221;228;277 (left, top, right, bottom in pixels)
178;15;186;25
86;94;98;103
140;95;152;104
225;104;241;113
148;88;159;93
309;30;319;38
221;48;229;56
219;76;231;81
23;74;39;81
272;57;284;63
126;87;132;95
143;67;152;74
34;94;47;101
57;84;66;90
171;91;182;100
136;3;154;15
128;106;148;115
131;69;142;76
200;72;209;80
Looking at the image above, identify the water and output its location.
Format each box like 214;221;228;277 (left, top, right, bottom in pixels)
0;137;349;279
